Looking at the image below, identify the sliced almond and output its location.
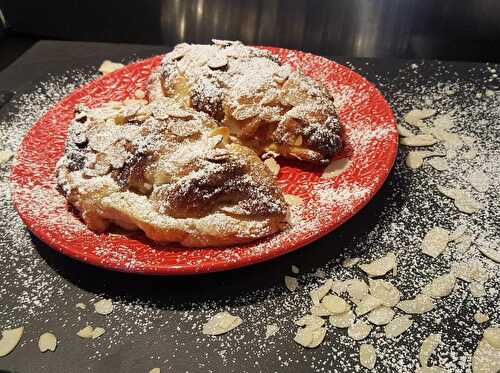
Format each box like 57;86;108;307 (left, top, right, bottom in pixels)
422;227;451;258
449;224;467;241
291;265;300;274
263;157;280;176
355;295;383;316
384;315;413;338
422;273;456;298
329;310;356;329
77;326;94;339
345;279;369;304
38;332;57;352
432;115;454;129
321;158;351;178
294;326;326;348
367;306;395;326
295;315;325;329
321;295;350;315
94;299;113;315
463;149;477;160
0;150;14;164
431;128;463;148
415;367;447;373
469;170;490;193
419;334;442;367
406;151;433;169
452;260;489;283
478;246;500;263
348;322;372;341
98;60;124;74
484;328;500;349
207;55;228;69
202;312;242;335
284;276;298;292
470;282;487;298
0;327;24;357
265;324;279;339
134;89;146;99
436;186;482;214
474;311;489;324
342;257;360;268
310;279;333;305
360;344;376;370
472;328;500;373
426;157;448;171
368;279;401;307
284;194;304;206
397;294;435;314
397;125;415;137
400;135;438;147
404;109;436;126
358;253;397;277
455;235;473;253
149;369;161;373
91;327;105;339
310;304;331;317
76;303;87;310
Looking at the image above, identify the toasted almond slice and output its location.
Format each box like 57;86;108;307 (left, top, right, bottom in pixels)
436;185;460;199
94;299;113;315
422;227;451;258
478;246;500;263
342;257;360;268
263;157;280;176
406;151;433;169
291;265;299;274
321;158;351;178
426;157;448;171
470;282;487;298
433;114;454;129
437;186;482;214
348;322;372;341
431;128;463;148
0;327;24;357
367;306;395;326
284;276;298;292
397;125;415;137
77;326;94;339
358;253;397;277
473;328;500;373
295;315;325;329
384;315;413;338
202;312;242;335
310;279;333;305
449;224;467;241
469;170;490;193
313;269;326;279
0;150;14;164
98;60;124;74
455;235;473;253
149;368;161;373
474;311;489;324
452;260;489;283
321;295;350;315
415;367;447;373
310;304;331;317
284;194;303;206
355;295;383;316
360;344;376;370
422;273;456;298
404;109;437;126
329;310;356;329
397;294;435;314
207;54;228;69
265;324;279;339
91;327;105;339
400;134;438;146
330;280;347;295
38;332;57;352
463;149;477;160
419;334;442;367
76;303;87;310
302;326;327;348
368;279;400;307
345;279;370;304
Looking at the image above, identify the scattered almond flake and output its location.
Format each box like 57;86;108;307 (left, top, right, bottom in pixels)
321;158;351;178
91;327;105;339
202;312;242;336
284;275;298;292
452;260;489;283
463;149;478;160
342;257;360;268
264;324;279;339
426;157;449;171
76;303;87;310
485;89;495;97
421;227;451;258
345;279;369;303
469;170;490;193
367;306;395;326
359;344;376;370
0;327;24;357
134;89;146;99
94;299;114;315
263;157;280;176
355;294;383;316
446;148;458;160
419;334;442;367
404;109;437;126
77;326;94;339
358;252;397;277
0;150;13;164
449;224;467;241
397;124;415;137
472;328;500;373
384;315;413;339
474;311;489;324
455;235;474;253
293;326;327;348
422;273;456;298
406;151;436;169
397;294;435;314
331;280;347;294
38;332;57;352
283;194;303;206
431;128;463;148
368;279;401;307
149;368;161;373
291;265;300;274
309;279;333;305
470;282;487;298
415;367;447;373
478;245;500;263
432;114;454;129
347;321;372;341
436;185;482;214
98;60;124;74
310;304;331;317
329;310;356;329
321;295;350;315
295;315;325;329
400;134;438;146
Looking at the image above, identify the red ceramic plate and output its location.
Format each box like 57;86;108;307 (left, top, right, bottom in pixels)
11;47;398;275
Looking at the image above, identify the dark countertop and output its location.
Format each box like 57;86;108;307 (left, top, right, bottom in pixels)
0;41;498;373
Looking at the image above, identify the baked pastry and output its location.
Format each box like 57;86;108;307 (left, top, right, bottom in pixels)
148;40;342;164
56;98;288;247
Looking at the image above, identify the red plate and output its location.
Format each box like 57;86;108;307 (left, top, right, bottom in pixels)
11;47;398;275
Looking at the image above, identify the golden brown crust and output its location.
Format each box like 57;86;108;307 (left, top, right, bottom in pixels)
147;40;342;164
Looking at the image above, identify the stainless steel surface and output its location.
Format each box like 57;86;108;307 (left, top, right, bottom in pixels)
2;0;500;62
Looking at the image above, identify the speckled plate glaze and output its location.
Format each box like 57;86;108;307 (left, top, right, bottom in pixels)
11;47;398;275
